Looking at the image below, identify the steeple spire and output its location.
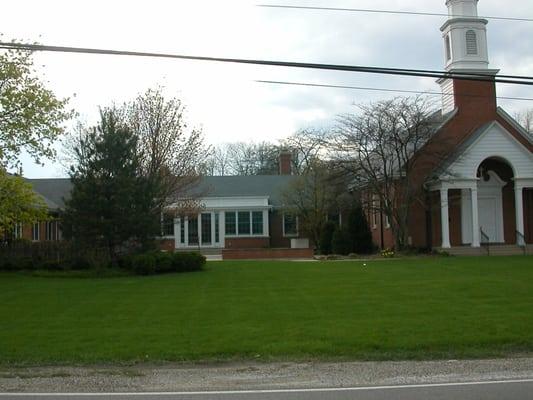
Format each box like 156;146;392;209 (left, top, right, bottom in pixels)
438;0;499;115
441;0;489;71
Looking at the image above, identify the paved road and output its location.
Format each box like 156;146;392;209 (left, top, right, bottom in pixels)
2;379;533;400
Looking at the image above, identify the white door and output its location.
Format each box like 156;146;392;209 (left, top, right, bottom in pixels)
478;197;497;242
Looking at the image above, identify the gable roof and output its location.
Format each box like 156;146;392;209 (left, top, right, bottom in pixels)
192;175;296;207
26;178;72;210
26;175;296;211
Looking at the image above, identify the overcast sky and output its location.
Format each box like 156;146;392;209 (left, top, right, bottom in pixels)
1;0;532;178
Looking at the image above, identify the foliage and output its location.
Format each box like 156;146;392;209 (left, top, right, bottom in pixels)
0;43;72;169
319;221;336;255
121;251;205;276
381;248;395;258
282;160;347;251
331;227;351;255
331;96;442;250
61;110;157;259
0;169;48;233
345;206;374;254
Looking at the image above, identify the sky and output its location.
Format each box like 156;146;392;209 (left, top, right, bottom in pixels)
1;0;532;178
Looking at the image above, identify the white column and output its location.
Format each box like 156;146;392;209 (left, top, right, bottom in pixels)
174;218;180;249
184;217;189;247
471;187;480;247
263;209;269;237
515;186;525;246
440;188;451;248
211;212;216;246
220;211;226;248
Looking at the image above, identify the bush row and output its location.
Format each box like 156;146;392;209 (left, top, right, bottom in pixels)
0;250;206;276
118;251;206;275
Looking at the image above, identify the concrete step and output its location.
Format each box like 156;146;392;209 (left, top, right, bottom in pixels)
436;245;531;256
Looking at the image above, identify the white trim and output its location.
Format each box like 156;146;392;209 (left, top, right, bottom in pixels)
282;212;299;237
6;378;533;396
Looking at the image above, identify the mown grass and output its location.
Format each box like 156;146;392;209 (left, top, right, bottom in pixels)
1;256;533;365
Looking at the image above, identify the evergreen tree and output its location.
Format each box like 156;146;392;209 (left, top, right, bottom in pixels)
62;111;158;260
346;206;374;254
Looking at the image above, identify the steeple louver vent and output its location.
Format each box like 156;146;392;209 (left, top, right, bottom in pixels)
466;30;478;55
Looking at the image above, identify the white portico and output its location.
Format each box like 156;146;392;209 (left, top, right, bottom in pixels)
427;119;533;248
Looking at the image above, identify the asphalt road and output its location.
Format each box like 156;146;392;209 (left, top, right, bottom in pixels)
3;380;533;400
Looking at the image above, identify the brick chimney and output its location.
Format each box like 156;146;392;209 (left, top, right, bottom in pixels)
279;151;292;175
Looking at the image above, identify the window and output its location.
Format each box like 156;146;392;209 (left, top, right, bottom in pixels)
385;214;391;229
162;214;175;236
252;211;263;235
46;221;58;241
188;217;198;245
201;213;212;245
238;211;251;235
445;34;452;61
225;212;236;235
372;195;378;229
32;222;40;241
13;223;23;239
466;30;478;55
215;213;220;243
180;218;185;244
283;213;298;237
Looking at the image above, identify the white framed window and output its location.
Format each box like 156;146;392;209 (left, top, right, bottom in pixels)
46;220;59;241
372;195;378;229
161;213;175;237
283;213;298;237
385;214;391;229
32;222;40;241
13;223;23;239
225;210;265;237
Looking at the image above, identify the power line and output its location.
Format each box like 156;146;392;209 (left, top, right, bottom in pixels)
257;4;533;23
256;80;533;102
1;42;533;87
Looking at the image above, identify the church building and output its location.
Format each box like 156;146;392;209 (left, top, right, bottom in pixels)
372;0;533;254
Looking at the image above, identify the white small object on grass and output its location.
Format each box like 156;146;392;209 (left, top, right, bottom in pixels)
363;263;367;267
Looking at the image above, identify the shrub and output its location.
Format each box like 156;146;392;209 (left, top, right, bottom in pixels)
332;228;351;255
171;252;206;272
381;248;395;258
154;252;173;274
131;254;156;275
346;206;374;254
319;222;337;255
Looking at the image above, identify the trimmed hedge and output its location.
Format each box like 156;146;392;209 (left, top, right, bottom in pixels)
0;243;206;276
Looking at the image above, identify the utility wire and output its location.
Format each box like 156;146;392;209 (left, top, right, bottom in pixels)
257;4;533;23
256;80;533;102
1;42;533;87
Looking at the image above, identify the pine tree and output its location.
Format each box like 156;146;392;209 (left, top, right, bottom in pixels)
62;110;158;260
346;206;374;254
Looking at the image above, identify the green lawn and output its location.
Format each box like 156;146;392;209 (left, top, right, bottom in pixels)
1;256;533;365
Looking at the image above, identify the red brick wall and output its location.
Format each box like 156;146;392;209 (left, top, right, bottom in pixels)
157;239;175;251
225;237;270;249
223;247;313;260
269;211;291;248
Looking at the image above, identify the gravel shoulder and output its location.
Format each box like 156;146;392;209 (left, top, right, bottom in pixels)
2;358;533;393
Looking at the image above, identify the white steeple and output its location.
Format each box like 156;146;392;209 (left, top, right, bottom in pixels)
441;0;489;71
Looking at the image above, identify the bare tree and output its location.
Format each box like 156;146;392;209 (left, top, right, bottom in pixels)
281;128;329;174
206;141;280;176
515;109;533;135
330;96;445;250
281;160;346;249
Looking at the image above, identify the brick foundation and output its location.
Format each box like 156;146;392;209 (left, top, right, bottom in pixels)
222;248;314;260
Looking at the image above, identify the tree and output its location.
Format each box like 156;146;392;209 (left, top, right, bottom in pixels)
0;169;48;236
345;206;373;254
282;160;346;250
281;128;329;174
62;110;156;259
0;43;72;169
515;109;533;135
127;87;207;212
331;96;443;250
